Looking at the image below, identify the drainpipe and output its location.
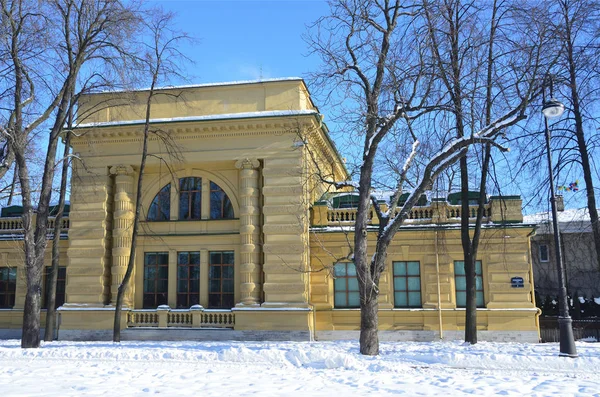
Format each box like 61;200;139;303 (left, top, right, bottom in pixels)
527;227;542;342
308;266;316;342
435;229;443;339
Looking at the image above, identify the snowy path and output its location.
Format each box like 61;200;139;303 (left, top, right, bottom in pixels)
0;340;599;396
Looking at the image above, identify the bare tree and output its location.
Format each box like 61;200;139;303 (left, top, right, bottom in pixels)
306;0;537;355
113;12;189;342
553;0;600;270
44;104;74;342
422;0;551;344
0;0;141;348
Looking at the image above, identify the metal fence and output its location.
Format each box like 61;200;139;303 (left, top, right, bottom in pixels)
540;318;600;342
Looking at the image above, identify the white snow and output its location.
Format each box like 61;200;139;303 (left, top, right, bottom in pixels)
0;339;598;396
76;109;319;129
524;208;600;234
100;77;304;94
523;208;596;225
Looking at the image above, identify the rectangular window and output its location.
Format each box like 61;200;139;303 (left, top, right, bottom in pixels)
143;252;169;308
454;260;484;308
208;251;234;309
393;261;421;308
539;244;549;262
0;267;16;308
43;266;66;309
334;262;359;308
179;177;202;220
177;251;200;308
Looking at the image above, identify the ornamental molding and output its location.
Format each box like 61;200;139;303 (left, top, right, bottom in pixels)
109;164;134;176
71;118;314;145
235;158;260;170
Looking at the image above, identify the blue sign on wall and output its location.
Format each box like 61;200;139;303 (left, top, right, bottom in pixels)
511;277;524;288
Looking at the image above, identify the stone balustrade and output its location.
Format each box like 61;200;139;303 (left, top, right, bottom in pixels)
312;196;523;227
0;216;70;233
126;305;235;329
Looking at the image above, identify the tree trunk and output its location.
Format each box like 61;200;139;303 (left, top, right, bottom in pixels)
460;156;478;344
21;260;42;348
564;20;600;271
359;294;379;355
44;131;71;341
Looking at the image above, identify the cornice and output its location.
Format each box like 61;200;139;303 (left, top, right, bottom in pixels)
72;118;315;146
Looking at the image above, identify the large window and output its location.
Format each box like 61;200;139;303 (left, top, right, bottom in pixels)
147;183;170;221
210;181;234;219
334;262;359;308
177;252;200;308
43;266;66;309
0;267;16;308
147;178;235;221
143;252;169;308
393;261;421;308
455;260;485;308
208;251;234;309
179;177;202;220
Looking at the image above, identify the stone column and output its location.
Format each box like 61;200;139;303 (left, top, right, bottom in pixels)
109;165;135;307
235;158;261;306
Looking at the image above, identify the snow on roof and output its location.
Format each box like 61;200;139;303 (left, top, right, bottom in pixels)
99;77;304;94
524;208;598;233
75;109;319;129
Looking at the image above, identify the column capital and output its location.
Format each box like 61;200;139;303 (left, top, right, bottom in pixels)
235;158;260;170
109;164;134;176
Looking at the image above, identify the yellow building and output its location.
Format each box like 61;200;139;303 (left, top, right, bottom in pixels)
0;78;540;342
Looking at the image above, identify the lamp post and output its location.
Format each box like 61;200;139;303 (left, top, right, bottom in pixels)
542;75;577;357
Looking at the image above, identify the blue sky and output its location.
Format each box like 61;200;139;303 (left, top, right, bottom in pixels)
149;1;594;213
155;0;329;83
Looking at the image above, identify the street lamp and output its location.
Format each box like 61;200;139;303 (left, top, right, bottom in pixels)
541;75;577;357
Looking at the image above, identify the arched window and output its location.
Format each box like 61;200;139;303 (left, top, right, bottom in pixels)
179;177;202;220
147;184;170;221
210;181;234;219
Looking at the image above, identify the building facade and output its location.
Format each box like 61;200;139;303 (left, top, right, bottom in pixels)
0;78;540;342
526;206;600;302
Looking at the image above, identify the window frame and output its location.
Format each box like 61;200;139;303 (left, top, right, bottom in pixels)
179;177;202;220
143;252;169;309
333;262;360;309
43;266;66;309
209;181;234;219
0;267;16;309
392;261;422;308
539;244;549;262
147;183;171;221
208;251;235;309
454;260;485;308
176;251;200;309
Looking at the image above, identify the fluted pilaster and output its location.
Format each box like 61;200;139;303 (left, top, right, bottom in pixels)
109;164;135;306
235;158;262;306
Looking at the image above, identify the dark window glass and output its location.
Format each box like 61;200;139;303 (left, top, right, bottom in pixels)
208;251;234;309
147;184;170;221
43;266;66;309
333;263;360;308
143;252;169;308
179;177;202;220
0;267;16;308
455;260;485;308
539;244;549;262
210;181;234;219
393;261;421;308
177;251;200;308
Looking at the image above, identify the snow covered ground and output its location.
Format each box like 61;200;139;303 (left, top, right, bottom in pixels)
0;339;599;396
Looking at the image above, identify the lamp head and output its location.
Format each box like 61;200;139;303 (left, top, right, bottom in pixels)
542;98;565;119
